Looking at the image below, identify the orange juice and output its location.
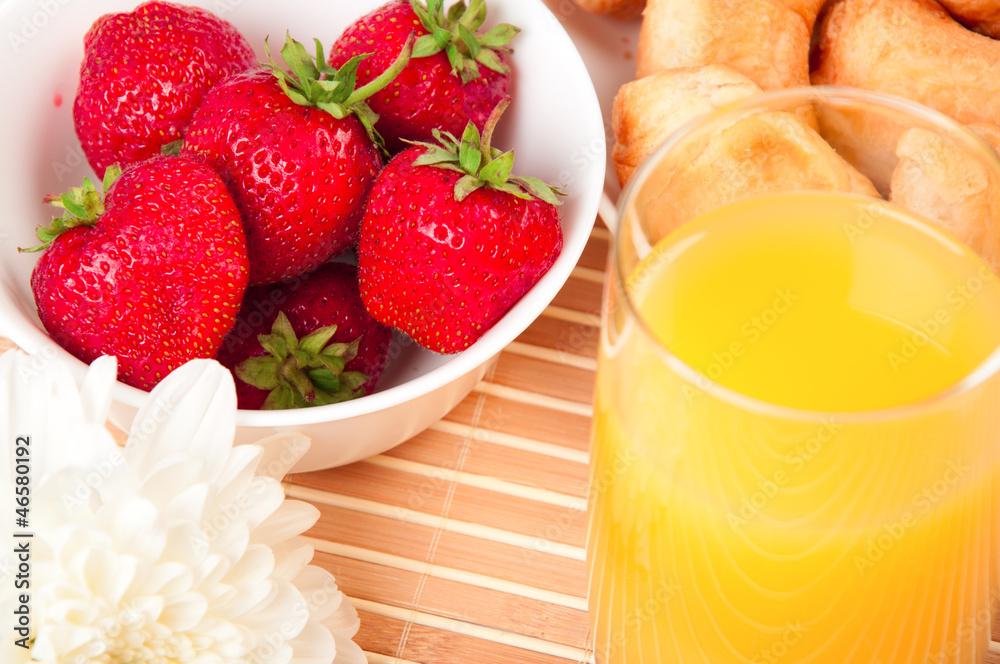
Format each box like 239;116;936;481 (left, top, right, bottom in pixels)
590;193;1000;663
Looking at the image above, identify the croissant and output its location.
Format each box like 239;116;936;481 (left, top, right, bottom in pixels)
570;0;645;17
937;0;1000;38
632;110;879;244
890;125;1000;273
812;0;1000;128
612;65;762;187
636;0;814;90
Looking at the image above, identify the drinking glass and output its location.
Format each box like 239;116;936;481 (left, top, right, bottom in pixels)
589;86;1000;663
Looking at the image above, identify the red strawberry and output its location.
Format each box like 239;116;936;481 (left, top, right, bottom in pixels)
25;157;249;391
330;0;518;154
358;100;564;354
182;34;413;286
73;1;257;177
216;262;393;410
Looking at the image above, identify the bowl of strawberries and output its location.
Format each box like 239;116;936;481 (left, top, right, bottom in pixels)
0;0;605;471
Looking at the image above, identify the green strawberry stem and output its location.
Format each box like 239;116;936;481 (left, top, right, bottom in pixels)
411;0;519;84
19;164;122;253
265;31;414;150
408;96;565;204
235;311;369;410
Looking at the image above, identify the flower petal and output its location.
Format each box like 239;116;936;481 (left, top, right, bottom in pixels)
270;540;316;582
292;566;345;623
158;591;209;632
79;355;117;427
251;501;321;547
125;359;236;483
134;560;194;598
329;630;366;664
287;621;337;664
96;493;166;563
80;547;136;606
253;433;312;481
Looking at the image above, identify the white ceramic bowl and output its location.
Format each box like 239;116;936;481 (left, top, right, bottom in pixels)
0;0;605;470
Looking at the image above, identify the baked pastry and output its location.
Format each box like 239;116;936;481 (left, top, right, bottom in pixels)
937;0;1000;38
571;0;645;17
633;110;879;243
890;126;1000;273
612;65;762;186
812;0;1000;127
637;0;813;90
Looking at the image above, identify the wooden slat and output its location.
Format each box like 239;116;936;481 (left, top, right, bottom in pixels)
304;504;588;598
314;552;591;647
443;392;593;453
517;315;600;359
551;275;604;316
355;610;590;664
491;350;597;405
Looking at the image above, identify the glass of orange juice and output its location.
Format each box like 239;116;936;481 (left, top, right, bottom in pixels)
589;86;1000;663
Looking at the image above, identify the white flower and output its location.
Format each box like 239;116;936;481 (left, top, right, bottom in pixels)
0;351;365;664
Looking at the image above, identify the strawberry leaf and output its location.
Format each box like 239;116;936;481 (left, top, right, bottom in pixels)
513;175;566;205
409;0;515;81
413;34;444;58
265;32;411;151
447;0;467;24
475;47;507;75
235;310;368;410
300;324;339;355
307;368;341;392
263;384;295;410
479;151;513;187
259;334;288;360
20;166;120;253
272;312;299;349
235;356;280;390
480;23;519;47
318;354;347;374
458;24;480;57
341;372;370;391
454;173;486;202
408;96;565;206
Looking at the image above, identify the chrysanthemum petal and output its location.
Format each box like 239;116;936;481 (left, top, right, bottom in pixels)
271;540;316;581
79;355;117;427
125;359;236;482
159;591;209;632
287;621;337;664
292;566;344;623
96;493;166;562
254;433;312;480
252;500;321;547
80;547;136;606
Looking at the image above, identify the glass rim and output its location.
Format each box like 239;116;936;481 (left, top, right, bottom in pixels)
614;84;1000;424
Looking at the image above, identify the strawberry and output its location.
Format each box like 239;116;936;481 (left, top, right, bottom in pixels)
182;33;412;286
73;1;257;177
24;157;249;391
358;100;564;354
330;0;518;154
216;262;393;410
